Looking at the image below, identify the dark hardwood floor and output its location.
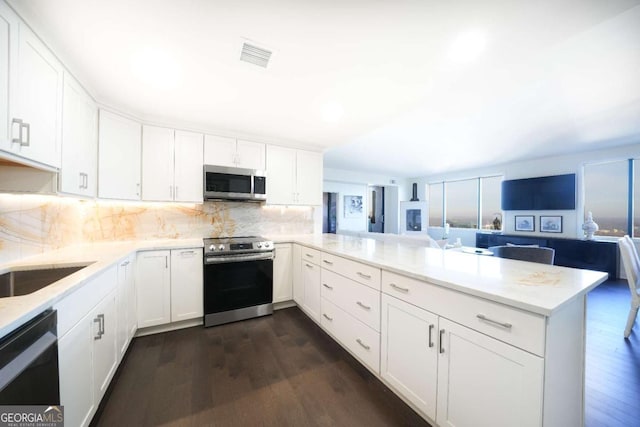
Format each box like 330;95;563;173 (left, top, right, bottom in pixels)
92;307;430;427
585;279;640;427
92;280;640;427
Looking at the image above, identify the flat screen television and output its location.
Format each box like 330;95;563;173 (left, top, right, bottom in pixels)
501;174;576;210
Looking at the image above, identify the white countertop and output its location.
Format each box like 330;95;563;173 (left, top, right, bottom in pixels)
285;234;608;316
0;234;608;339
0;238;203;339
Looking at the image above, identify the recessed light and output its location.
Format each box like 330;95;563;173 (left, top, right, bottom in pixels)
322;102;344;123
448;30;487;64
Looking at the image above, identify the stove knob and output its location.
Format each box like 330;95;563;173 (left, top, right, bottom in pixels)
218;244;225;251
257;243;263;248
209;244;215;251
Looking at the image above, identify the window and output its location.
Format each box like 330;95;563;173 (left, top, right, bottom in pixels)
429;183;443;227
584;160;628;237
481;176;502;230
446;179;478;229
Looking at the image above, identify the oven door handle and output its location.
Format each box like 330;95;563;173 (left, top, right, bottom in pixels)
205;252;274;264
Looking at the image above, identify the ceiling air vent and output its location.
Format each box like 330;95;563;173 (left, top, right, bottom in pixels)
240;42;272;68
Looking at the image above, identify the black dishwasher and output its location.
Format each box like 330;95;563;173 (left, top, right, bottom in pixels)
0;309;60;405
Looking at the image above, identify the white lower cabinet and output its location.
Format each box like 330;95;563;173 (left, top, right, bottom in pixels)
292;244;303;304
301;258;321;322
273;243;293;303
136;250;171;328
116;254;136;359
381;294;544;427
137;248;203;328
381;294;438;419
436;318;543;427
170;248;203;322
58;312;94;427
57;265;118;427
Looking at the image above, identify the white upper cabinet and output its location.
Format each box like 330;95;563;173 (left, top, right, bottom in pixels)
266;145;322;205
0;2;18;152
98;110;141;200
60;72;97;197
141;125;174;201
173;130;203;202
295;149;323;205
141;126;203;202
204;134;265;170
1;11;63;168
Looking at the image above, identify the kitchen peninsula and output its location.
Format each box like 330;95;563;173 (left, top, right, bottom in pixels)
0;234;606;427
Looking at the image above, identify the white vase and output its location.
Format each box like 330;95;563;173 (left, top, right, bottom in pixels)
582;211;599;240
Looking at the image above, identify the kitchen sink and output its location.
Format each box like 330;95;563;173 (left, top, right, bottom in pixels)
0;265;91;298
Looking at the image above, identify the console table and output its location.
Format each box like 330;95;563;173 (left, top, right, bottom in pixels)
476;233;618;278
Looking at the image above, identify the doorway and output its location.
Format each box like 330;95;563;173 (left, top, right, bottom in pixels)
323;192;337;233
368;186;384;233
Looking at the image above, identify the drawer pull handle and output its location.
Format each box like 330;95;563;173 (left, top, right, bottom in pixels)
356;272;371;279
439;329;445;354
323;260;333;265
476;314;512;329
428;324;434;348
356;301;371;310
390;283;409;293
305;253;314;258
322;283;333;290
323;313;333;321
356;338;370;350
305;263;314;268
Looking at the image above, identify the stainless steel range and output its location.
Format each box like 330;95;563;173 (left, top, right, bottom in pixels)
203;236;274;327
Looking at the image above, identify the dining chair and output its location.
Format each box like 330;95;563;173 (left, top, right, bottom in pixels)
618;236;640;338
488;245;555;265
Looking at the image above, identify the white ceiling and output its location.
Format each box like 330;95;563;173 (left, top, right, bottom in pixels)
10;0;640;178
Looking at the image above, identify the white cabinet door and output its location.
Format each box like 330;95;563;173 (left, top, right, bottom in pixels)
301;260;321;322
170;248;203;322
203;134;235;167
136;250;171;328
58;311;95;427
141;125;174;201
60;72;97;196
116;256;135;359
273;243;292;303
266;145;296;204
92;291;118;403
174;130;203;202
236;139;265;170
292;244;303;305
295;149;323;205
381;294;438;420
98;110;141;200
436;318;544;427
0;2;18;150
14;22;63;167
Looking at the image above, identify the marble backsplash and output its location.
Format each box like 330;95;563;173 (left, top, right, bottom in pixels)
0;194;317;264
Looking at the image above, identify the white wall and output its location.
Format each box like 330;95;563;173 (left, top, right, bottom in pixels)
323;181;368;231
410;143;640;242
323;167;407;234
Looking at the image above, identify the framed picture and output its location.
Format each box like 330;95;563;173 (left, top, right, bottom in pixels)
344;195;363;218
540;215;563;233
514;215;535;232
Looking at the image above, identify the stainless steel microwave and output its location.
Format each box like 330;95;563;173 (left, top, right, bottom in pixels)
203;165;267;202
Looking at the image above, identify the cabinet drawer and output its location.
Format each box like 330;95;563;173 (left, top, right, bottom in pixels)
321;298;380;374
300;246;322;265
56;265;118;338
321;252;381;290
321;269;380;331
381;271;546;356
